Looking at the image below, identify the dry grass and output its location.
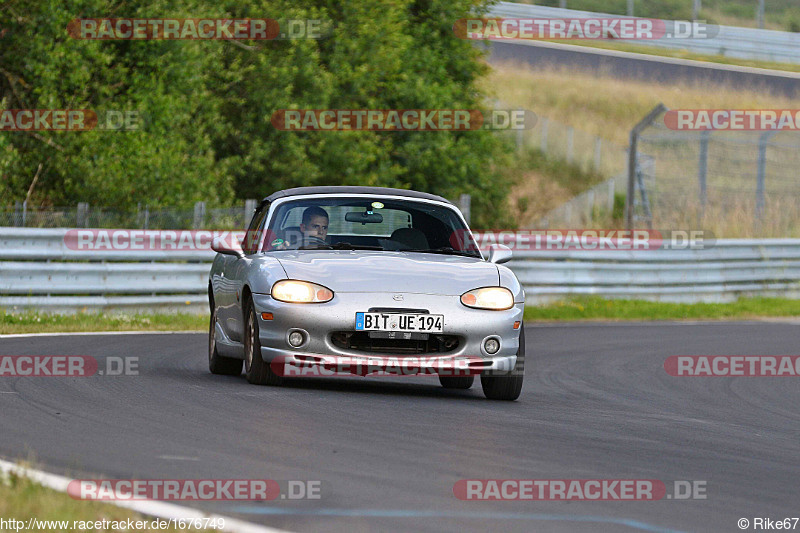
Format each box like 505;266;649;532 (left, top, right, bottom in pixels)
486;63;800;235
485;62;798;146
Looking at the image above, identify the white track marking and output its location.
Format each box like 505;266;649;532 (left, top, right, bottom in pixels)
503;38;800;78
0;459;291;533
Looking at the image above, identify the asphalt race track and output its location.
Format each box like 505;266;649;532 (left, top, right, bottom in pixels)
487;40;800;97
2;322;800;532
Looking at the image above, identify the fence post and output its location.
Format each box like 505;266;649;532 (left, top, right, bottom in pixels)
566;127;574;164
193;201;206;229
21;201;27;227
458;194;471;225
244;199;258;227
698;130;710;219
755;132;774;223
540;118;549;153
77;202;89;228
516;128;524;154
692;0;701;20
607;178;615;214
627;0;634;17
593;137;602;170
626;103;667;230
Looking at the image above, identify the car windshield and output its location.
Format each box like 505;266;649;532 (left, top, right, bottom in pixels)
262;196;481;258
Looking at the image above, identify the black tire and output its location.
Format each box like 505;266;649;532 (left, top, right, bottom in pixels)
244;300;283;386
480;325;525;401
208;303;242;376
439;375;475;389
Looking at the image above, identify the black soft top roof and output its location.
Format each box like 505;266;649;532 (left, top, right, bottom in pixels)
262;186;453;205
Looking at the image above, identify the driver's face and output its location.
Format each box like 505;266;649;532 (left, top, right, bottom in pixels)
300;215;328;240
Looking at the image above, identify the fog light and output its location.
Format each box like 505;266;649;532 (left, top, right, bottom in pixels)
288;331;305;347
484;338;500;354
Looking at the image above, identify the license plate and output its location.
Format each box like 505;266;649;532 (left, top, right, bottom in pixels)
355;312;443;333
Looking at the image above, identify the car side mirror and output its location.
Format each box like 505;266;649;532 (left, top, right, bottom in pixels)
212;240;245;259
488;244;512;264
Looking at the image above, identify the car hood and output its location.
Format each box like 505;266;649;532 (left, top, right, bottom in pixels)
274;250;499;295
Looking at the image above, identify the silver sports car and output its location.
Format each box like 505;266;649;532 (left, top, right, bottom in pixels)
208;186;525;400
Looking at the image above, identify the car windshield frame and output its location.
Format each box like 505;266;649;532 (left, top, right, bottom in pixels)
260;193;482;259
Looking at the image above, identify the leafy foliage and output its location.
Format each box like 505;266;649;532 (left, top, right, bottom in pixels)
0;0;514;227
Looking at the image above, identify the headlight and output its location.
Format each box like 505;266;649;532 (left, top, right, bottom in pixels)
460;287;514;310
272;280;334;303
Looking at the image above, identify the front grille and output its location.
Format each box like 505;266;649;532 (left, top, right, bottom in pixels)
330;331;461;355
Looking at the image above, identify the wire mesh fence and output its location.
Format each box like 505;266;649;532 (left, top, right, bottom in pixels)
631;109;800;237
0;202;256;230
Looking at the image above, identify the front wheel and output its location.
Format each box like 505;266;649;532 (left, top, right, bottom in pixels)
244;301;283;386
481;326;525;401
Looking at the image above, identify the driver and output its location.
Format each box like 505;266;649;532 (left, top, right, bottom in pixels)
274;206;329;249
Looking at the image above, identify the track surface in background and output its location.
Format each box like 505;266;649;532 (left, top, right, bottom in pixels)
488;40;800;97
1;323;799;532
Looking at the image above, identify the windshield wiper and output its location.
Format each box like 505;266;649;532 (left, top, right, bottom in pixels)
331;242;384;251
403;247;479;258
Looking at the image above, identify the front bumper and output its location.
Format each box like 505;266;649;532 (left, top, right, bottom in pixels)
251;291;523;370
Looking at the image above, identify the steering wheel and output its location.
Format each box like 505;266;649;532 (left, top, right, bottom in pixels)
299;235;331;249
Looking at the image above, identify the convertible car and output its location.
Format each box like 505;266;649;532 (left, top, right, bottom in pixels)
208;186;525;400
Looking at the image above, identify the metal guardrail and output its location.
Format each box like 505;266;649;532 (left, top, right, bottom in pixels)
1;228;800;312
488;2;800;65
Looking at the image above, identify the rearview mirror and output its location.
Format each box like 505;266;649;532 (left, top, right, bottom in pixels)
345;211;384;224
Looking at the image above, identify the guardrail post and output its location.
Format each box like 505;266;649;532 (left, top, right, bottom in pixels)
193;201;206;229
244;199;258;227
76;202;89;228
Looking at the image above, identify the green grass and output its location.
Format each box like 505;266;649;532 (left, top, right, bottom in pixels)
0;465;204;532
524;296;800;321
0;311;206;334
1;298;798;335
